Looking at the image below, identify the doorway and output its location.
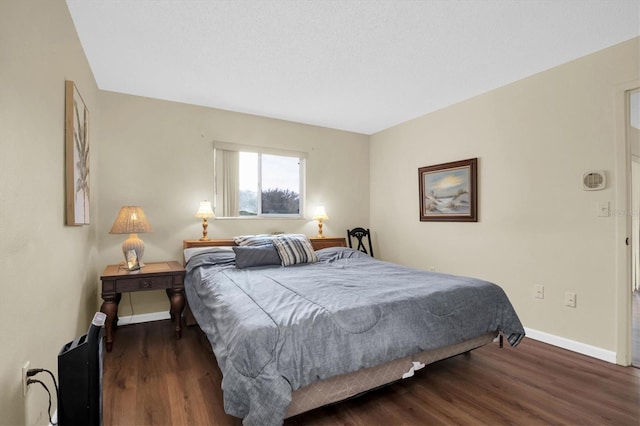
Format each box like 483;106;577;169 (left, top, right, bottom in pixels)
629;88;640;367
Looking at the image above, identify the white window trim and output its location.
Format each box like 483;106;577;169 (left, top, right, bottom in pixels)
212;141;307;219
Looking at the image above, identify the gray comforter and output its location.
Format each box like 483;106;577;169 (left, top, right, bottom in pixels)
185;247;524;425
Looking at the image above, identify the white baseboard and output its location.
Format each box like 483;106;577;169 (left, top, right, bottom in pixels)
117;311;171;326
524;327;617;364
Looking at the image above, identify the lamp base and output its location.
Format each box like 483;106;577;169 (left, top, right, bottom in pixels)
200;218;210;241
316;220;325;238
122;233;145;267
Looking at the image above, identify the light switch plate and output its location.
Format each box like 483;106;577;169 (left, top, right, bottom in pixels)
564;292;577;308
597;202;610;217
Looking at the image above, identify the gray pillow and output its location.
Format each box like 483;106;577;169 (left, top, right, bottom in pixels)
232;245;282;269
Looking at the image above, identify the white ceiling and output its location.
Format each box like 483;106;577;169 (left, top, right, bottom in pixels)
66;0;639;135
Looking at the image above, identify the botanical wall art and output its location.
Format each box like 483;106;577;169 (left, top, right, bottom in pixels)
65;80;90;225
418;158;477;222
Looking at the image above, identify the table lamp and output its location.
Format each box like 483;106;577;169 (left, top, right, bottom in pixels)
195;200;215;241
109;206;153;266
312;206;329;238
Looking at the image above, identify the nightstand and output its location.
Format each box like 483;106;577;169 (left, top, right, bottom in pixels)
100;261;186;352
309;237;347;250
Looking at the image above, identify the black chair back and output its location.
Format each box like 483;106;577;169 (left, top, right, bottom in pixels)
347;227;374;257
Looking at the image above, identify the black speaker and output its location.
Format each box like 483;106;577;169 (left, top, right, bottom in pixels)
58;312;106;426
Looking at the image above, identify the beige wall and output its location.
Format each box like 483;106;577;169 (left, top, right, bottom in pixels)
0;1;100;424
97;92;369;315
1;1;637;423
370;38;639;354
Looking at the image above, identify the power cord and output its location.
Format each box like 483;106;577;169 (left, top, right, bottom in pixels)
26;369;59;425
126;292;135;325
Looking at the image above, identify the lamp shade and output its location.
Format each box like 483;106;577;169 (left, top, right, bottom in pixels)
312;206;329;221
195;201;215;219
109;206;152;266
109;206;153;234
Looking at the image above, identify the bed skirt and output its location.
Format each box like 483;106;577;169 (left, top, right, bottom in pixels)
285;331;498;418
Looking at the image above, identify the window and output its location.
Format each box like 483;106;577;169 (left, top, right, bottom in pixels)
213;143;305;218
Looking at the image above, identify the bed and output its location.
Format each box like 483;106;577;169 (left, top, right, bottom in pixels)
183;235;524;425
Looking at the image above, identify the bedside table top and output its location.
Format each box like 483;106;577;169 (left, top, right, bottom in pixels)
101;260;184;279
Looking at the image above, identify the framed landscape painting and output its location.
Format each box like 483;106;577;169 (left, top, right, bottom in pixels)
65;80;90;225
419;158;477;222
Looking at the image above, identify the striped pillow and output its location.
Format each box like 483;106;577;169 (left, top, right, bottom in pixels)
272;235;318;266
234;234;274;247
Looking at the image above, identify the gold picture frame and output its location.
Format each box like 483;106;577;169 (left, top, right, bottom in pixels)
65;80;90;225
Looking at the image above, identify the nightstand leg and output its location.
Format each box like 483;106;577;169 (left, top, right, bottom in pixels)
167;288;185;339
100;295;118;352
113;293;121;329
166;288;175;321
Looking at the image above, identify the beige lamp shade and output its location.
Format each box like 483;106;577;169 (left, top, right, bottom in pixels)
312;206;329;238
195;201;215;241
195;201;215;219
312;206;329;221
109;206;152;265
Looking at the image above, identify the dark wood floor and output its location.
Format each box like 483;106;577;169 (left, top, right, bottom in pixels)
103;320;640;426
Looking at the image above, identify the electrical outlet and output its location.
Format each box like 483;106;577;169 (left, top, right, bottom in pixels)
22;361;30;396
565;292;577;308
534;284;544;299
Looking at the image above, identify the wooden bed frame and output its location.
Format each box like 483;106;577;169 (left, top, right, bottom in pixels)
183;236;348;252
182;237;498;419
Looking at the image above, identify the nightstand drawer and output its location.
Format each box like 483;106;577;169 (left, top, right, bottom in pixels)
116;275;173;292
